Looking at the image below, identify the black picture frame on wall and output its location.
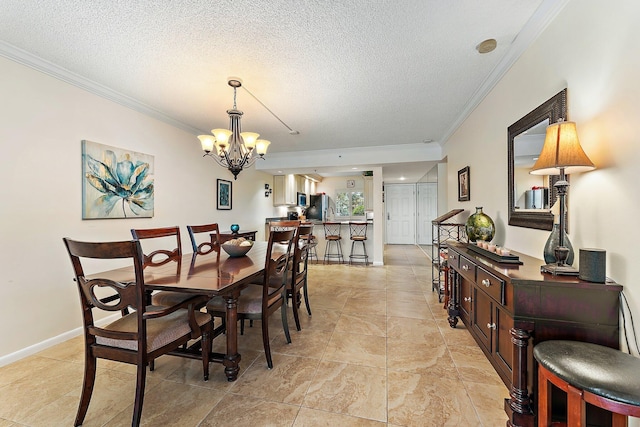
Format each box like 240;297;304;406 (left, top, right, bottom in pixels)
217;179;232;210
458;166;470;201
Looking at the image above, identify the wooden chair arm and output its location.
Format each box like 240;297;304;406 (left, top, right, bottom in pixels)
143;295;208;319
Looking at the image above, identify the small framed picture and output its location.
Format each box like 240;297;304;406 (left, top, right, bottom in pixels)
217;179;232;210
458;166;470;202
347;179;355;188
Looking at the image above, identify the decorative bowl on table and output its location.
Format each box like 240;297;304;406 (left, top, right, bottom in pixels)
221;238;253;257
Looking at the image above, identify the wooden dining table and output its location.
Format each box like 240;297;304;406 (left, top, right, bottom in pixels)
97;241;274;382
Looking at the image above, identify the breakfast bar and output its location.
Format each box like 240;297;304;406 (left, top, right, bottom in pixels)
265;219;374;264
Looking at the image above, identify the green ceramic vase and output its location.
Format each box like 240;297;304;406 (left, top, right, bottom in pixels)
465;207;495;242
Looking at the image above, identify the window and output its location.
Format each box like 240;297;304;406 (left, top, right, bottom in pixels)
336;190;365;218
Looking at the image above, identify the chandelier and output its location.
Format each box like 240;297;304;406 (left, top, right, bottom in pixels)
198;79;270;180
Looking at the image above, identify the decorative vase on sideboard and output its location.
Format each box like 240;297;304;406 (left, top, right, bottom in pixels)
465;207;495;242
543;223;574;265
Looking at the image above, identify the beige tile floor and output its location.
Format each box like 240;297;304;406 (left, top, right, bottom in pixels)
0;245;509;426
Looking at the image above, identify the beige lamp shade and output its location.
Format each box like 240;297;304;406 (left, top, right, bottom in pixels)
198;135;216;153
240;132;259;150
530;121;595;175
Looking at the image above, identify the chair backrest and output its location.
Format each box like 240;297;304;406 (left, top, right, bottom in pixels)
323;222;341;238
293;224;314;281
263;229;296;311
186;223;220;255
63;238;148;346
131;226;182;267
349;222;368;239
270;220;300;231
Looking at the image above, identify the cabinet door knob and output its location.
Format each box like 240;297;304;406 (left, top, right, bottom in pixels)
462;265;469;271
487;323;496;330
463;297;472;302
482;279;491;287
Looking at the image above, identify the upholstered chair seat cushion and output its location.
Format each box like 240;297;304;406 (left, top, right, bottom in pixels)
534;340;640;407
206;285;263;315
151;291;196;307
96;307;211;352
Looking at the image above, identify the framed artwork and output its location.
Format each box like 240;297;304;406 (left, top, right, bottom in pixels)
217;179;232;210
458;166;470;202
81;140;154;219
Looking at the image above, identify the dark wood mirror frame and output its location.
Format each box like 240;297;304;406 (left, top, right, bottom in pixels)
507;88;567;231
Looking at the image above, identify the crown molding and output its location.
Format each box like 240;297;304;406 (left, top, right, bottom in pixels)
0;40;202;135
440;0;570;147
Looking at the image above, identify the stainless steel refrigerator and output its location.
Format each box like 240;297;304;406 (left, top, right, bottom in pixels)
307;194;333;222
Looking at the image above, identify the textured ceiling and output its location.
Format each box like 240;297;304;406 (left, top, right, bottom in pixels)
0;0;561;182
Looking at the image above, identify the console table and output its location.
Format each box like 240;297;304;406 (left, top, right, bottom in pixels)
445;242;622;427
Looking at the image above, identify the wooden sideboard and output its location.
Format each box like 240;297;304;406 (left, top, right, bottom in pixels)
445;242;622;427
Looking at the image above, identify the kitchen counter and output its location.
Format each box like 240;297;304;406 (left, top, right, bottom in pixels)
263;218;373;264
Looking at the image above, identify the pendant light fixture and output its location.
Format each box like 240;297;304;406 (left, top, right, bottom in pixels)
198;79;270;180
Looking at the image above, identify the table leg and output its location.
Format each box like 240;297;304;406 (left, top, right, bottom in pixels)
223;291;241;381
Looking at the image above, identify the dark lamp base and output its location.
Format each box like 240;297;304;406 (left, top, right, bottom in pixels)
540;263;579;276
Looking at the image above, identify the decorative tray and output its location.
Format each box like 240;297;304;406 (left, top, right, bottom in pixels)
467;244;523;265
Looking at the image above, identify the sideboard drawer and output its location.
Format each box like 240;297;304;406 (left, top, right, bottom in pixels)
477;267;505;305
458;256;477;282
447;249;460;270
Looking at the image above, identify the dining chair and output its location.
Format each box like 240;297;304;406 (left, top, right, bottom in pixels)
287;223;314;331
63;237;212;427
187;223;221;255
131;226;194;308
269;220;301;232
206;229;296;369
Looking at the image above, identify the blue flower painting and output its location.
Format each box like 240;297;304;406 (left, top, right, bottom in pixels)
82;140;154;219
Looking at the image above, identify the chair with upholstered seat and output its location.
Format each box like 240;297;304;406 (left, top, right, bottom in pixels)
63;237;212;427
187;223;221;255
269;220;300;232
287;223;314;331
206;229;296;369
322;222;344;264
131;226;193;308
534;340;640;426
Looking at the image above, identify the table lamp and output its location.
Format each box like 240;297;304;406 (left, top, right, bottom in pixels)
530;120;595;275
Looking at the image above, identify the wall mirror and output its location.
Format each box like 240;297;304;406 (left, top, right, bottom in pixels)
507;88;567;231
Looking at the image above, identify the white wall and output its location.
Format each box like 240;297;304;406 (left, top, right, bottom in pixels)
0;56;274;362
444;0;640;358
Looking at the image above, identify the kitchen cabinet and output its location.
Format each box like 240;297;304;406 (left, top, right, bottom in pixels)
296;175;306;195
273;174;296;206
364;176;373;211
446;242;622;427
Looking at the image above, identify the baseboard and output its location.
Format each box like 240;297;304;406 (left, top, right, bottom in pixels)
0;313;120;367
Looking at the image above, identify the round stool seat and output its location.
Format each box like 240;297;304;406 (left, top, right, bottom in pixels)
534;340;640;407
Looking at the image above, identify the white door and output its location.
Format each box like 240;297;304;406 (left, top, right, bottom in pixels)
417;183;438;244
386;184;416;244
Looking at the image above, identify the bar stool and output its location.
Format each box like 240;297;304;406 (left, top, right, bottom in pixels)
301;222;318;263
348;222;368;265
534;340;640;427
322;222;343;264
